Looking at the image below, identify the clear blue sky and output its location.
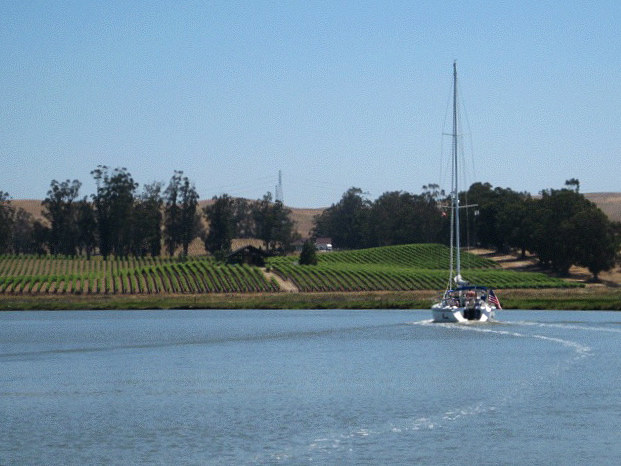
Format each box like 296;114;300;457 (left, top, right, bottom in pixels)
1;0;619;207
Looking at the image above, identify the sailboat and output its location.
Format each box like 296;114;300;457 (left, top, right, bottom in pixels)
431;62;500;323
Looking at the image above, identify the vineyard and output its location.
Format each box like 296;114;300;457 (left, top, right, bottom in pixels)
267;244;580;292
314;243;498;269
0;256;279;295
0;243;580;297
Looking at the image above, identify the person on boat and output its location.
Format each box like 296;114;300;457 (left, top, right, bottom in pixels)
465;290;476;309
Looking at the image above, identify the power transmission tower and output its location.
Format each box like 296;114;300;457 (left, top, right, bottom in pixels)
275;170;283;203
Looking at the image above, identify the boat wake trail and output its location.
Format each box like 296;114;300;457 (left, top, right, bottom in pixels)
409;318;592;359
265;318;597;463
512;320;621;334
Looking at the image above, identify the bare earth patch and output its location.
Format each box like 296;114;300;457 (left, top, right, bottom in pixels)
263;269;299;292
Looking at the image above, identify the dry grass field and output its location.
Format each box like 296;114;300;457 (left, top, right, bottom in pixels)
584;192;621;223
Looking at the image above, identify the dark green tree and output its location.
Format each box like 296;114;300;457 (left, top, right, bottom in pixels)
252;193;298;253
164;171;200;257
232;198;255;238
164;171;182;256
313;187;371;249
270;200;298;253
75;197;97;259
501;195;535;259
11;208;37;254
565;178;580;193
42;179;81;256
367;191;445;247
91;166;138;259
571;208;618;281
530;187;594;275
0;191;15;254
203;194;236;257
134;182;163;257
253;193;276;251
179;175;201;256
299;240;318;265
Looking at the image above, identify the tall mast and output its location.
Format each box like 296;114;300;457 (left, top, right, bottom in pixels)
453;61;461;280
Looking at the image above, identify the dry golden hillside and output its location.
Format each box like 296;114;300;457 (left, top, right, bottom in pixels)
584;193;621;223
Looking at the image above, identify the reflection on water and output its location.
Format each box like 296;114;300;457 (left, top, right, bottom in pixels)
0;310;619;464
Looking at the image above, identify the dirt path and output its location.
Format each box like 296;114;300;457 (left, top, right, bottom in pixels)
263;269;299;292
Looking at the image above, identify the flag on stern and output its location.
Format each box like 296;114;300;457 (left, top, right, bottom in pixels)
489;290;502;309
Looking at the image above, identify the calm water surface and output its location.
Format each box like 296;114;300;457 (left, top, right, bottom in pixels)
0;309;619;464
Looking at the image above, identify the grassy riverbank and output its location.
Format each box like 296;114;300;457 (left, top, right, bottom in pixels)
1;288;619;311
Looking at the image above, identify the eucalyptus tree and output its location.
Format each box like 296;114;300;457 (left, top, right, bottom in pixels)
164;171;200;257
203;194;236;258
179;175;200;256
252;192;297;253
367;191;445;247
0;191;15;254
313;187;371;250
42;179;81;256
11;208;37;254
233;198;255;238
252;193;276;251
133;182;163;257
91;166;138;259
76;197;97;259
270;199;297;253
571;208;618;281
164;171;182;256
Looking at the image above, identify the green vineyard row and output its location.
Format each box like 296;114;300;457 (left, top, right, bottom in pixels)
0;243;579;296
314;243;498;269
269;262;578;292
0;256;278;295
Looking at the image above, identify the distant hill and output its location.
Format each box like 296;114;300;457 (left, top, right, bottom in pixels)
9;192;620;241
584;193;621;223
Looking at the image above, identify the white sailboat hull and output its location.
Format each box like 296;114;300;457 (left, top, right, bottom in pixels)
431;303;495;323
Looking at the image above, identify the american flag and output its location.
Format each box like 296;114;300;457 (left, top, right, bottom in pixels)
489;290;502;309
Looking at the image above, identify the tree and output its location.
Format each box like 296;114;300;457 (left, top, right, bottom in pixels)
164;171;200;257
270;200;298;253
164;171;182;256
571;209;618;281
0;191;15;254
367;191;445;247
133;182;163;257
179;175;201;256
299;240;318;265
42;179;81;256
530;187;601;275
253;192;275;251
313;187;370;249
501;196;535;259
75;197;97;259
565;178;580;193
203;194;236;258
11;208;37;254
252;193;298;253
232;198;255;238
91;166;138;259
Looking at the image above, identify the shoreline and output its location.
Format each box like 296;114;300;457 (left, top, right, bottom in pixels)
1;288;619;311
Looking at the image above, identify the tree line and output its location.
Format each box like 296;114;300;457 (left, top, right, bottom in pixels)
1;171;618;279
0;166;298;260
312;180;620;280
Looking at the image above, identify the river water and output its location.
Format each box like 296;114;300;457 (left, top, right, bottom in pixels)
0;309;619;464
